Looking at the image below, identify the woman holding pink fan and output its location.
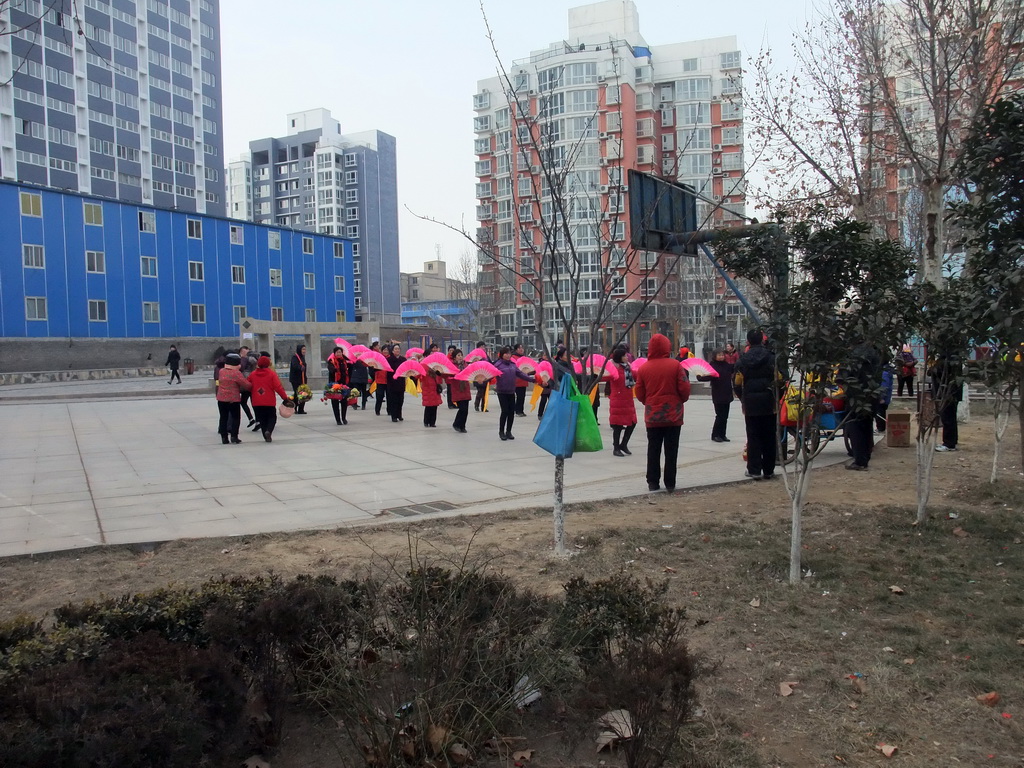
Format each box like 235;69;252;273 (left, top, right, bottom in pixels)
450;349;472;433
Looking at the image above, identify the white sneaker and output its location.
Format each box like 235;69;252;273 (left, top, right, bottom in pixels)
935;445;957;452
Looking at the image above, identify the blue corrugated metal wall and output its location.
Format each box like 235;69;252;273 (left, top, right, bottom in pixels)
0;182;354;338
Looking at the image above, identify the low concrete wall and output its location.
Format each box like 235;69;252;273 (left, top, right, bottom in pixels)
0;337;239;373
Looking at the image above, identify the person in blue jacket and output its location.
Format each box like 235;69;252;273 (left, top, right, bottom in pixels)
875;360;895;433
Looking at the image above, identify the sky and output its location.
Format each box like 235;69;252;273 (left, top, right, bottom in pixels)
219;0;816;273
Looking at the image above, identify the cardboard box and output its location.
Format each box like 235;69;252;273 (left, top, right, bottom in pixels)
886;411;912;447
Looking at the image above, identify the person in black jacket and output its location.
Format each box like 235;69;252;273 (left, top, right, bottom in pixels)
349;356;370;409
733;329;780;480
384;343;407;422
931;351;963;452
166;345;181;384
697;348;735;442
843;341;882;470
289;344;308;414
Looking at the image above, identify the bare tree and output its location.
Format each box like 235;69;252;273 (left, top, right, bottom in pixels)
748;0;1024;285
450;248;482;336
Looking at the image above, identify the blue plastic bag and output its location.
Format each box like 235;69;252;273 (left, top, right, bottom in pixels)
532;375;579;458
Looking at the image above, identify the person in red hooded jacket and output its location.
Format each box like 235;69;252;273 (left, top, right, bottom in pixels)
635;333;691;492
248;355;289;442
421;366;444;427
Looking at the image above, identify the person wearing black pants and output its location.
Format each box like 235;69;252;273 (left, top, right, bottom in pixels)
472;342;490;411
326;347;350;426
697;348;735;442
289;344;308;414
384;343;407;422
634;334;691;492
166;344;181;384
349;358;369;410
734;329;781;479
846;414;874;469
493;346;534;440
842;340;882;470
932;352;963;452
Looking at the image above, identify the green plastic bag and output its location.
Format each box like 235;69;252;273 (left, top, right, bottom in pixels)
568;377;603;452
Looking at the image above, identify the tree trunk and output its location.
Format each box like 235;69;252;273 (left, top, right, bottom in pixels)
788;452;812;585
916;430;938;523
958;382;970;423
553;455;566;555
921;182;946;287
992;392;1011;484
1019;385;1024;473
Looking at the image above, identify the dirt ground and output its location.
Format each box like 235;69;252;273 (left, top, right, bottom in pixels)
2;409;1022;767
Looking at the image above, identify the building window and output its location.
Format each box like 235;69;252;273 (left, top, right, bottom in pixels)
23;244;44;269
335;275;345;291
141;256;158;276
353;278;361;293
333;242;345;258
268;230;281;249
88;299;107;322
188;261;204;280
231;265;245;284
270;306;284;322
269;268;282;287
232;305;246;323
139;210;156;232
191;304;206;323
411;288;419;299
641;278;659;296
345;170;357;184
86;251;105;273
346;225;359;239
302;236;314;254
26;297;47;320
187;219;202;239
83;202;103;225
230;225;244;245
304;272;315;290
303;308;315;322
20;192;42;217
143;302;160;323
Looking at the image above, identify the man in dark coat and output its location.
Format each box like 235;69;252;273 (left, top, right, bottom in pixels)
166;345;181;384
733;328;780;480
843;341;882;470
931;351;963;452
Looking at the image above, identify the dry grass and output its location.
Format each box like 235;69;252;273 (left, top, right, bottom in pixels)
1;412;1021;767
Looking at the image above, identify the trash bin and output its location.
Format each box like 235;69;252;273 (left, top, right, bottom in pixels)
184;358;195;375
886;411;911;447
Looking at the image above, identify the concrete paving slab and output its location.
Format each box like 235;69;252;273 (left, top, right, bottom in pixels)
0;387;863;558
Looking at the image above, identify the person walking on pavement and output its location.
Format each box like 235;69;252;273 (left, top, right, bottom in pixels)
238;346;258;429
384;343;407;422
326;346;350;425
843;340;882;471
216;353;251;444
606;345;637;457
733;328;781;480
635;333;691;492
247;355;289;442
289;344;308;414
450;349;472;433
697;348;735;442
494;346;535;440
166;344;181;384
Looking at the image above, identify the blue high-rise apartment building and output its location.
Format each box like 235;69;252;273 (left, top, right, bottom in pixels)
0;0;226;215
229;109;401;323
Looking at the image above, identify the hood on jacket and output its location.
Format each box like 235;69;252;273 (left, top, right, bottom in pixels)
742;344;773;368
648;334;671;359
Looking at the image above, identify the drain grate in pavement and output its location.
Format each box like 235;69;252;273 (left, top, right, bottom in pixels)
384;500;458;518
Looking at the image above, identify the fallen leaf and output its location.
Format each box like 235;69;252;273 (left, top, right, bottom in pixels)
750;598;761;608
243;758;270;768
903;658;916;665
976;692;1001;707
952;527;969;538
1017;638;1024;646
848;702;859;710
779;681;799;696
636;546;647;553
888;585;905;594
663;566;677;573
882;647;895;653
1002;712;1012;719
447;743;472;765
877;743;898;758
426;724;450;755
512;749;534;762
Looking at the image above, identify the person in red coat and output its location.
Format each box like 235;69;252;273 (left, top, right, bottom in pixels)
449;349;472;433
421;366;444;427
248;355;289;442
606;345;638;457
216;353;252;444
370;341;388;416
635;333;691;492
326;347;351;426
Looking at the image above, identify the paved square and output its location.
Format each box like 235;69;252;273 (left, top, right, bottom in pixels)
0;388;852;557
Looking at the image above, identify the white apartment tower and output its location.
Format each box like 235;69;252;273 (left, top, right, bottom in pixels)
473;0;746;351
